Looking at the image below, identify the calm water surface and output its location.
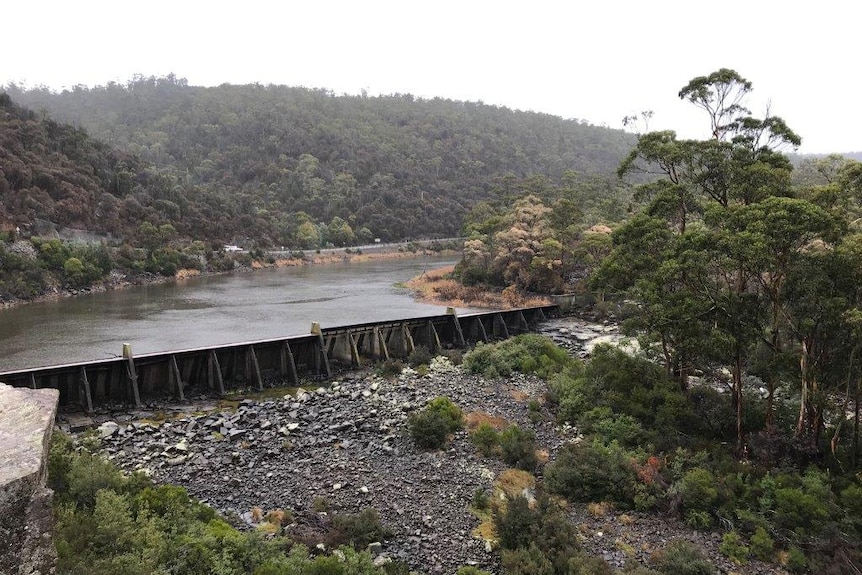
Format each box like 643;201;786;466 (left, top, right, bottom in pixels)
0;256;470;371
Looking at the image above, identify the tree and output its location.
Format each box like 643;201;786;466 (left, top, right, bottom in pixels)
602;69;811;450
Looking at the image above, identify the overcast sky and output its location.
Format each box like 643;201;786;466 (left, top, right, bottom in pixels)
4;0;860;153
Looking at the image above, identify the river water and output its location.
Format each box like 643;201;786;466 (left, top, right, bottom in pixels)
0;256;469;371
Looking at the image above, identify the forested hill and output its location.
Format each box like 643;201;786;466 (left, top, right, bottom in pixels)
3;76;634;245
0;93;146;240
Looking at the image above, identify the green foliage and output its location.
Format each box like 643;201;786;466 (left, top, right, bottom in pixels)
499;425;538;471
47;432;385;575
469;423;501;457
494;495;581;574
749;526;774;561
651;540;717;575
374;359;404;378
545;440;638;507
785;546;807;574
471;487;490;511
501;543;555;575
551;345;695;450
718;531;749;564
456;566;492;575
330;508;391;549
406;345;432;368
409;396;463;449
578;407;648;448
464;334;579;380
677;468;719;514
5;80;635;247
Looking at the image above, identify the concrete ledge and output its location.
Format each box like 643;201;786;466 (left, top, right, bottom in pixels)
0;383;59;575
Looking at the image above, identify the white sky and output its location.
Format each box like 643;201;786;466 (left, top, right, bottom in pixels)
4;0;860;153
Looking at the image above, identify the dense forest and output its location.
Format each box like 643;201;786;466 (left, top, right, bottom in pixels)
3;77;634;246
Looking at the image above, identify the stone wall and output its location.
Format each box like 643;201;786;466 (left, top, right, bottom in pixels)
0;383;59;575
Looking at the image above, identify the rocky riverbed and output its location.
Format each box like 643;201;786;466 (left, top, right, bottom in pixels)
83;318;788;575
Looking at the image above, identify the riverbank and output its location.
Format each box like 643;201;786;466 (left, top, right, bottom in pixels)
404;264;551;309
0;246;460;310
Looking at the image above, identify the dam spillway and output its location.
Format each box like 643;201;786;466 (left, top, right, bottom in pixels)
0;305;558;411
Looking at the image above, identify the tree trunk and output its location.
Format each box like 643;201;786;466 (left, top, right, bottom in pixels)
733;345;744;451
796;339;811;438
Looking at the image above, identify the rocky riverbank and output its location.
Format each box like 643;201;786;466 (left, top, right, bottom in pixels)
82;318;787;575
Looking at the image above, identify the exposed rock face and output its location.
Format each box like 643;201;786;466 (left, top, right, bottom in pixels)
0;383;59;575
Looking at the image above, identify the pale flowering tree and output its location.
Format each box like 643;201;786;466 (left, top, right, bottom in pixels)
492;195;564;292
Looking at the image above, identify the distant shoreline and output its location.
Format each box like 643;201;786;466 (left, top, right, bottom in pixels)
0;246;461;311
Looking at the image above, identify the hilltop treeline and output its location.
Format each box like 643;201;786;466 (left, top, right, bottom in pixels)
3;76;634;246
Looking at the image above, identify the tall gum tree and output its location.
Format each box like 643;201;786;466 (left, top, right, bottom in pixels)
598;69;820;450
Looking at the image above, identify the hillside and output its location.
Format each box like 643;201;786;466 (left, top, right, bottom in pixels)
0;93;145;240
4;76;634;245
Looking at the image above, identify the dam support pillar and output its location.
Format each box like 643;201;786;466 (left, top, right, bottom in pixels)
122;343;142;408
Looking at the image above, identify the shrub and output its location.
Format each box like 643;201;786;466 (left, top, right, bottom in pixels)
499;426;538;471
545;440;637;507
409;396;463;449
375;359;404;378
464;334;578;380
773;485;830;538
749;526;774;561
719;531;749;564
495;495;537;550
472;488;490;511
407;345;432;367
579;407;649;447
785;546;807;574
501;543;555;575
677;468;719;514
456;567;492;575
330;508;391;549
470;422;501;457
651;540;717;575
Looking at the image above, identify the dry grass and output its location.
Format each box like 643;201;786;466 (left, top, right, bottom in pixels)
175;268;202;280
508;389;529;402
472;519;497;542
465;411;510;431
405;265;551;310
496;468;536;499
619;514;635;526
587;501;614;517
535;448;550;465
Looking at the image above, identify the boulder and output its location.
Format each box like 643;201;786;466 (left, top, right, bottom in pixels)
0;383;59;575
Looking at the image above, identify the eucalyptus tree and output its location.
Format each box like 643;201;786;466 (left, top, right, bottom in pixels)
598;69;811;449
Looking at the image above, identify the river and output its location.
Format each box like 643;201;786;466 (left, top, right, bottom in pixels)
0;255;470;371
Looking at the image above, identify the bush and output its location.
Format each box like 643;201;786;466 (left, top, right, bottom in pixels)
501;543;555;575
470;423;501;457
500;426;538;471
495;495;538;551
464;334;578;380
457;567;492;575
579;407;649;447
330;508;391;549
651;540;717;575
719;531;749;564
545;440;638;507
375;359;404;378
749;526;774;561
785;546;807;574
677;468;719;515
407;345;433;367
409;396;463;449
